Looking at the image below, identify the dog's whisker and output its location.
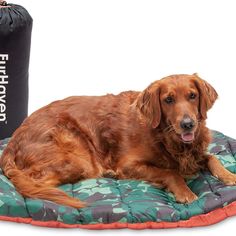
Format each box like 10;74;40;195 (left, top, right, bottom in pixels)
163;124;175;133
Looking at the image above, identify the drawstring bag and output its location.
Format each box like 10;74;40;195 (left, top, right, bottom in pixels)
0;1;32;139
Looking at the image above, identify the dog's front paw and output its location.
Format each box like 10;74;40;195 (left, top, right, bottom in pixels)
220;173;236;186
175;191;198;204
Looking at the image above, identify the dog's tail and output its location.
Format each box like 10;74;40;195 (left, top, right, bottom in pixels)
0;145;85;209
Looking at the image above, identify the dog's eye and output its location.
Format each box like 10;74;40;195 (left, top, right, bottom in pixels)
189;93;196;100
165;96;174;104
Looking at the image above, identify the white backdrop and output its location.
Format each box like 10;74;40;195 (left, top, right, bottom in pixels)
1;0;236;235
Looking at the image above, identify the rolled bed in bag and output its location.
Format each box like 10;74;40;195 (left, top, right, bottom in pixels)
0;1;32;139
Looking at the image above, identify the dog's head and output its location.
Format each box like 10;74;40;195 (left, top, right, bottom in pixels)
136;73;218;143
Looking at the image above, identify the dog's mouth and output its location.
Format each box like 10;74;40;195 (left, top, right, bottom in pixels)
180;132;195;143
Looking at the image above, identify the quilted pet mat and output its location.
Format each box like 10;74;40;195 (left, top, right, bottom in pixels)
0;130;236;229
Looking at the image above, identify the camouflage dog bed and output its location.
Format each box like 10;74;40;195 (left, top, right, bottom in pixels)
0;130;236;229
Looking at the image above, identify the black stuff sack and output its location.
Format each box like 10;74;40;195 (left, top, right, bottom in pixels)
0;2;32;139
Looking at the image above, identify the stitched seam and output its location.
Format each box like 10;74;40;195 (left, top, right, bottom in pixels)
115;180;136;223
72;183;83;224
202;171;224;212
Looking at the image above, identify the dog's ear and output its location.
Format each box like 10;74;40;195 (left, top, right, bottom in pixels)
136;82;161;128
193;73;218;120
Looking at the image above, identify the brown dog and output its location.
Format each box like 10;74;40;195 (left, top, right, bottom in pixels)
1;73;236;208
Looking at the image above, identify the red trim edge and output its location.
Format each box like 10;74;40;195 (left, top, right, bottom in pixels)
1;201;236;229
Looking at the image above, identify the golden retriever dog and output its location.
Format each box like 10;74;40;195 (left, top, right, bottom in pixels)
1;73;236;208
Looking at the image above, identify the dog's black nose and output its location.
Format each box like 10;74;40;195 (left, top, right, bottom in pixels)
180;117;195;131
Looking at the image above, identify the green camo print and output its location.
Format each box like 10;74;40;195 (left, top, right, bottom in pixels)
0;131;236;225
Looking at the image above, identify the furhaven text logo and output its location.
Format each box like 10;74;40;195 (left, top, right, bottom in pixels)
0;54;8;123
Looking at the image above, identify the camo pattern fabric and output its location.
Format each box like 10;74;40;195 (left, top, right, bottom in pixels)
0;131;236;225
